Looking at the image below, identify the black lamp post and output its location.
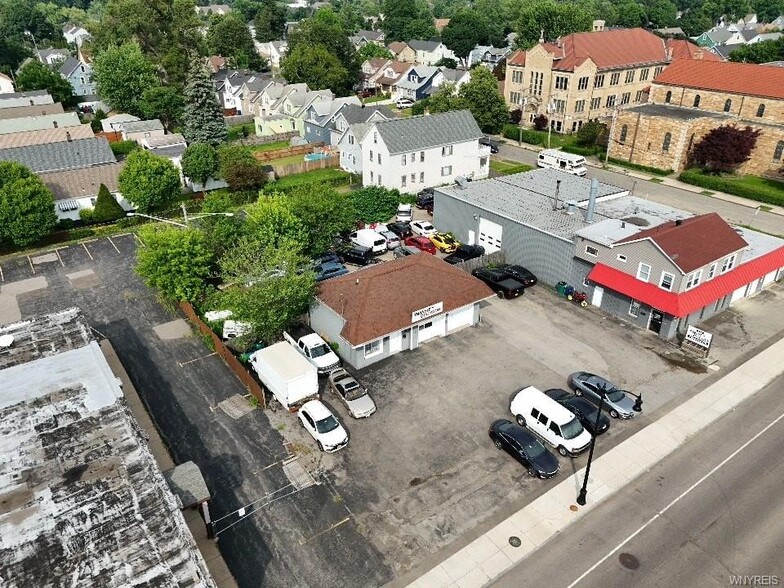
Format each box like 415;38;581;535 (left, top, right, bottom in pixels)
576;386;606;506
627;390;644;412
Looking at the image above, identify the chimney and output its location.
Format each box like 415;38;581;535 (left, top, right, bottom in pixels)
675;219;683;226
592;20;605;32
553;179;561;210
694;49;704;60
585;178;599;223
666;47;673;61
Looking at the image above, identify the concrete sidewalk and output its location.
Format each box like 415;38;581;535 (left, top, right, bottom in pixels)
403;337;784;588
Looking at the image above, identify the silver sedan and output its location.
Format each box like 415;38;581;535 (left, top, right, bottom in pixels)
328;368;377;418
567;371;638;419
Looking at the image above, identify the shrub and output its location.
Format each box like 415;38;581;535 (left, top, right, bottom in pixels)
79;208;95;223
532;114;548;131
509;109;522;124
679;169;784;206
562;144;600;157
57;218;75;231
92;184;126;222
68;228;96;240
607;157;672;176
411;99;429;116
501;124;545;145
575;120;607;147
110;140;140;158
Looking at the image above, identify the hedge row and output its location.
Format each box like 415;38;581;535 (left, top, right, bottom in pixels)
679;169;784;206
607;157;672;176
502;124;545;145
562;144;603;157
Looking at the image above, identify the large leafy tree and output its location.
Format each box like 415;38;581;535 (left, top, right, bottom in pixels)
730;38;784;64
358;43;394;63
93;43;158;114
253;0;286;42
0;164;57;248
287;185;356;254
198;190;246;259
16;60;74;106
138;86;185;132
690;125;761;173
515;0;592;49
241;193;308;251
458;67;509;134
182;143;220;187
615;1;648;27
644;0;677;28
118;150;181;212
218;144;266;191
427;83;467;113
349;186;405;222
136;225;214;302
282;44;352;95
442;10;490;63
182;60;228;146
380;0;436;41
206;13;265;70
0;38;30;77
678;6;715;37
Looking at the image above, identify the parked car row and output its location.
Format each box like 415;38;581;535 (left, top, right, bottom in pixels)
492;373;640;478
471;264;538;298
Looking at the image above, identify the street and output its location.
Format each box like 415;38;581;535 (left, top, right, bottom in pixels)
491;371;784;588
495;143;784;237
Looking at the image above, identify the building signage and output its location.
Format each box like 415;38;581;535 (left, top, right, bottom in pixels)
411;301;443;323
685;325;713;350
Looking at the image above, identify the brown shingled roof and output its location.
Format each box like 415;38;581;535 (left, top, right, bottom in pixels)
40;162;125;202
0;125;93;149
316;254;494;346
653;59;784;100
616;212;747;273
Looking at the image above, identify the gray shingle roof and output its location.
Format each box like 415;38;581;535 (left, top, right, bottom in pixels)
0;103;64;120
408;39;441;52
58;57;82;77
372;110;482;155
0;113;80;135
0;90;50;101
341;104;394;124
0;137;116;173
40;161;125;201
122;119;164;133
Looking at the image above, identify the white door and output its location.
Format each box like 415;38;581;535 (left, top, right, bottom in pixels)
447;305;473;332
416;315;445;343
591;286;604;307
389;331;402;354
731;285;746;303
467;230;476;245
478;218;503;253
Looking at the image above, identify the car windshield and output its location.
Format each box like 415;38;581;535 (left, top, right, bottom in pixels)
311;343;332;358
524;440;546;458
441;234;456;244
606;388;626;402
561;417;584;440
316;415;339;434
341;382;366;401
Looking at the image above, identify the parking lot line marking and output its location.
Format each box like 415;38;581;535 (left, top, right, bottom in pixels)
107;236;121;254
133;233;146;247
53;249;65;267
298;516;351;546
81;242;94;260
0;264;4;282
114;232;132;237
177;353;217;367
27;255;35;274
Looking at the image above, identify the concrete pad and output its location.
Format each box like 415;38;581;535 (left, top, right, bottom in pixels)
455;566;490;588
527;492;568;521
486;519;525;551
67;269;99;289
0;294;20;325
30;252;58;264
416;566;453;588
441;551;477;582
463;535;502;566
480;549;514;577
1;275;47;295
612;439;658;471
153;318;191;340
521;519;558;547
501;538;536;564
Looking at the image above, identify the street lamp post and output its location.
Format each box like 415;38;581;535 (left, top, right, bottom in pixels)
24;30;40;56
576;386;607;506
546;100;556;149
518;96;529;147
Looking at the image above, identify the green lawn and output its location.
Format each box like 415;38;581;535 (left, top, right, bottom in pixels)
268;168;352;191
679;169;784;206
227;122;256;141
490;159;534;176
248;140;290;153
362;94;390;104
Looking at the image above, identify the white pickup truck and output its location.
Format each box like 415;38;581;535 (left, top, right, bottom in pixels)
283;324;341;374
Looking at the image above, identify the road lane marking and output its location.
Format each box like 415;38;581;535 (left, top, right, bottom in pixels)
54;248;65;267
568;409;784;587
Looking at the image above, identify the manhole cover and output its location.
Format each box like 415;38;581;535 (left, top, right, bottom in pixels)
569;505;579;512
619;553;640;569
508;536;522;547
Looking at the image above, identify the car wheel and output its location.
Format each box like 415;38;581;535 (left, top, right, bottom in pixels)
528;467;537;477
317;441;325;452
574;389;583;396
516;415;526;427
557;446;568;457
497;290;505;299
494;439;503;450
610;409;620;419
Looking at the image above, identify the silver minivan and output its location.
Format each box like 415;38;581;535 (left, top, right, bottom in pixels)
510;385;592;456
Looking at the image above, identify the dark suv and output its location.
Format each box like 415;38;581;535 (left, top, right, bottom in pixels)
471;267;525;298
339;244;377;266
416;188;434;209
387;221;412;239
444;244;485;265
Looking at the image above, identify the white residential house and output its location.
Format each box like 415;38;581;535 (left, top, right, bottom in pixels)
36;48;70;65
407;40;457;65
256;41;288;68
0;73;14;94
467;45;512;69
428;68;471;95
333;105;394;173
62;23;91;46
360;110;489;194
214;69;268;114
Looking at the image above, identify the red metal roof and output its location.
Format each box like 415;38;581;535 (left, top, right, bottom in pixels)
551;28;667;72
587;247;784;317
653;59;784;100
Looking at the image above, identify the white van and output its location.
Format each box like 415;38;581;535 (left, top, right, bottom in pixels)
396;203;413;222
350;228;387;254
509;385;592;456
537;149;588;177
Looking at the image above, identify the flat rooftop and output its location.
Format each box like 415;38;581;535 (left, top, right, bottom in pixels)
0;309;215;588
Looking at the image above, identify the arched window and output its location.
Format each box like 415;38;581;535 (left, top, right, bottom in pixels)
757;104;766;117
665;91;672;104
724;99;732;112
693;95;701;108
774;141;784;161
619;124;628;144
662;132;672;152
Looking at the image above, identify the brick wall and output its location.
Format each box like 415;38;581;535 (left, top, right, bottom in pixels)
650;84;784;125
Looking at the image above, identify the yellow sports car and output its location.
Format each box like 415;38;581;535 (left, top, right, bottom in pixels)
430;232;460;253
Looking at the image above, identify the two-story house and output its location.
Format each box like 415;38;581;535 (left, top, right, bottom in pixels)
360;58;391;90
256;41;287;69
333;104;394;174
467;45;511;69
504;26;722;133
360;110;488;193
607;59;784;176
387;42;416;63
393;65;441;101
58;57;96;98
427;68;471;96
408;40;456;66
370;60;413;94
349;29;385;48
302;96;362;144
213;69;268;115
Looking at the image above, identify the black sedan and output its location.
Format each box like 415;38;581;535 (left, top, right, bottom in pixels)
497;264;538;288
472;267;525;298
489;419;559;478
544;388;610;435
387;221;412;239
444;244;485;265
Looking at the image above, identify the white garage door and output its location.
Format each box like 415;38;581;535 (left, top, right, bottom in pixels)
447;305;473;332
478;218;503;253
417;315;445;343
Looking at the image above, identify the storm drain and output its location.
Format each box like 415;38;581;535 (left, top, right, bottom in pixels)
282;456;318;490
218;394;256;419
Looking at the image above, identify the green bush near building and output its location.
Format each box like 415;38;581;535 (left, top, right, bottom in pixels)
607;157;672;176
679;169;784;206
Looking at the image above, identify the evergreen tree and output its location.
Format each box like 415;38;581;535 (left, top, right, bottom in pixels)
182;60;228;147
92;184;126;222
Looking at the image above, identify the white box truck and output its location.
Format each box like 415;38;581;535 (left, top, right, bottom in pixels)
536;149;588;177
249;342;319;410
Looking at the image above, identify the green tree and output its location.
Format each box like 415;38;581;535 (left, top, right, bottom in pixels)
136;225;213;302
138;86;185;132
458;67;508;134
432;0;470;18
282;44;352;95
206;13;265;70
515;0;592;48
752;0;784;22
357;42;394;63
427;83;466;113
575;120;607;146
349;186;404;222
198;190;245;259
92;183;125;222
16;60;74;105
442;9;490;63
473;0;508;47
241;193;307;251
118;150;181;212
182;142;220;187
287;184;356;254
380;0;436;41
182;60;228;146
0;38;30;77
691;125;761;173
253;0;286;42
434;57;458;69
218;144;266;191
729;38;784;64
644;0;677;27
93;43;158;114
615;1;648;28
0;170;57;248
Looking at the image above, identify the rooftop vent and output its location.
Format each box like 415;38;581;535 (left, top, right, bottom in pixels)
563;200;577;215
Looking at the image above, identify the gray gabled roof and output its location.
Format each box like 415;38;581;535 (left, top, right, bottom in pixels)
408;39;442;52
0;137;116;173
58;57;82;77
122;119;164;133
341;104;394;124
371;110;483;155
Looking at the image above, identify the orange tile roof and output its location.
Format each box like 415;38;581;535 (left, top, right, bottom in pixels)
653;59;784;100
550;28;668;72
316;254;494;346
665;38;723;62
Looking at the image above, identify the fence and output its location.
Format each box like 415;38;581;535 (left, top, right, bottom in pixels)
179;302;266;409
225;114;254;125
271;154;340;177
235;131;298;147
451;250;506;274
252;142;325;162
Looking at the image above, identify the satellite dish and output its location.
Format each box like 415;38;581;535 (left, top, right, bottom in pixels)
0;334;14;348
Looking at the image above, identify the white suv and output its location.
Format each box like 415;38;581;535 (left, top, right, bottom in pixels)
396;97;414;109
298;400;349;452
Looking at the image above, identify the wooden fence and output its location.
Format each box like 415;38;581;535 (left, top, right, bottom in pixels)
271;154;340;177
452;250;506;274
253;142;324;162
235;131;298;147
179;302;266;409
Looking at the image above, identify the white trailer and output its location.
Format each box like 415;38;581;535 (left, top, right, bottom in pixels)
536;149;588;177
249;342;319;410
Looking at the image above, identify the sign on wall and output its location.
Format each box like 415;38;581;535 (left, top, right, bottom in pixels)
683;325;713;356
411;302;443;323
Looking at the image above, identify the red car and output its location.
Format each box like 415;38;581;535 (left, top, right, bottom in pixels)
404;236;437;254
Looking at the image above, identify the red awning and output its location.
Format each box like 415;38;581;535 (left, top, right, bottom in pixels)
587;247;784;317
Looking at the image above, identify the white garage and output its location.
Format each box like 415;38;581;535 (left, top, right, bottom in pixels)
415;314;446;344
447;304;474;333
